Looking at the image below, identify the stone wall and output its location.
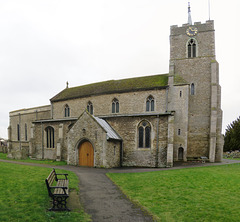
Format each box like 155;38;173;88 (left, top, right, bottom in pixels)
32;119;76;160
67;111;121;168
170;21;215;60
106;115;169;167
169;84;189;161
52;89;167;119
8;105;51;159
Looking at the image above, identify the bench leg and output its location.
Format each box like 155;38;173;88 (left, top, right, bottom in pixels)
49;196;70;211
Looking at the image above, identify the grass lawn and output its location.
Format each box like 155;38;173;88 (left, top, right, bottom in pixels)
0;153;67;165
0;162;90;222
108;164;240;222
224;157;240;160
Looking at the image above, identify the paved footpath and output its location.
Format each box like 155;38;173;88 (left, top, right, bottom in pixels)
1;159;240;222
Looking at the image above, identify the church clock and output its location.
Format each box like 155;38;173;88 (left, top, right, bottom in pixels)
186;27;198;36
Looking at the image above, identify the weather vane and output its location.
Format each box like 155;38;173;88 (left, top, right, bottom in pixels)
188;2;192;25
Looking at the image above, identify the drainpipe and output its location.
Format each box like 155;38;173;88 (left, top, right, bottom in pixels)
155;115;160;168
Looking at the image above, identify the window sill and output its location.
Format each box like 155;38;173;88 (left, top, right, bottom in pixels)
137;148;151;151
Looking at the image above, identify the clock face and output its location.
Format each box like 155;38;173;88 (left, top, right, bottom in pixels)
186;27;198;36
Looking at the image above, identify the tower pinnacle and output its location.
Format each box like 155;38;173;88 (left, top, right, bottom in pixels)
188;2;192;25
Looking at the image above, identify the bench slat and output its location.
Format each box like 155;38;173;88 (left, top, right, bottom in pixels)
47;171;56;186
46;173;69;194
53;180;69;195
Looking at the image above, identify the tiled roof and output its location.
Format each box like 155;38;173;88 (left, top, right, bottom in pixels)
94;117;122;141
51;74;169;102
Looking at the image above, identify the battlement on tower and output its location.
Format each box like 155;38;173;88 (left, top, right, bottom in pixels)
170;20;214;36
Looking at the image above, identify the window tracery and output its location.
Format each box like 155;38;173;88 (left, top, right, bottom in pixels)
146;96;154;112
187;39;197;58
112;98;119;113
138;121;151;148
45;126;54;148
64;104;70;117
87;101;93;115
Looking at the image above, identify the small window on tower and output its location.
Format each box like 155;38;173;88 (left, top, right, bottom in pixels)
191;83;195;95
178;129;181;135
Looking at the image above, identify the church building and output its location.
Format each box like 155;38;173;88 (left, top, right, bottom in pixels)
8;10;223;168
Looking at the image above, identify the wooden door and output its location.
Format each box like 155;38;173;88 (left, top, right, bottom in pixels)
79;141;94;167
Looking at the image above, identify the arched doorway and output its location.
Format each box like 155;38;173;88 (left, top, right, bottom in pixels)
79;141;94;167
178;147;184;161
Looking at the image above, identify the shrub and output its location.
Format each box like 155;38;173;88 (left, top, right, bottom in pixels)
224;116;240;151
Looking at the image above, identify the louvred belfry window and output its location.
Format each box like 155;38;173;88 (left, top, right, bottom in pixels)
188;39;197;58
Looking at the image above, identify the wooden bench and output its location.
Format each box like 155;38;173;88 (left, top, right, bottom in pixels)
187;156;208;163
200;156;208;163
45;168;70;211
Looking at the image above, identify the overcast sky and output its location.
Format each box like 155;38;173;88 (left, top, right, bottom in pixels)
0;0;239;138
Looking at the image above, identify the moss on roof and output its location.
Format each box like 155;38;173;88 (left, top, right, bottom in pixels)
51;74;169;102
174;74;188;85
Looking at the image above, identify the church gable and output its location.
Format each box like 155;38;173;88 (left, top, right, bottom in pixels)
68;111;107;144
67;111;121;168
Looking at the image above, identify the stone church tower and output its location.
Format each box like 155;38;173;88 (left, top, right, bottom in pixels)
168;20;223;162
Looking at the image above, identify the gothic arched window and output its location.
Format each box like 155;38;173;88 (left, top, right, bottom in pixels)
112;98;119;113
138;121;151;148
146;96;154;112
87;101;93;115
45;126;54;148
187;39;197;58
191;83;195;95
64;104;70;117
